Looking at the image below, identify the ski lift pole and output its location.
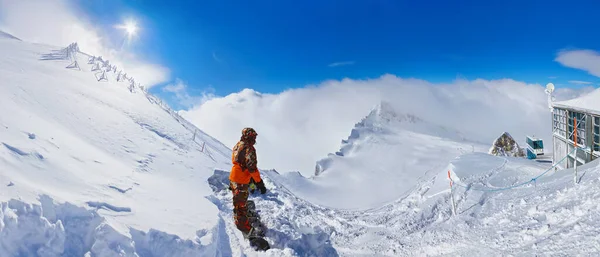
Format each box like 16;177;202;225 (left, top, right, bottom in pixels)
448;170;456;216
574;117;578;184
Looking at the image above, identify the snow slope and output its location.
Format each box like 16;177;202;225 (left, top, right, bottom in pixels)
207;148;600;256
226;99;600;255
0;33;235;256
277;102;489;209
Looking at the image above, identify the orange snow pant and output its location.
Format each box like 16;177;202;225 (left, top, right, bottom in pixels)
230;181;252;234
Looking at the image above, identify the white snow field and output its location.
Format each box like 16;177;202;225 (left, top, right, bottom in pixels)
0;32;236;256
232;100;600;255
2;31;600;256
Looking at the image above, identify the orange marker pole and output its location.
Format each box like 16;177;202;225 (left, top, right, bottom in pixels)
448;170;456;216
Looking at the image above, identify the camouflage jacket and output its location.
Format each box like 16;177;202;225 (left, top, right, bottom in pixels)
232;140;258;172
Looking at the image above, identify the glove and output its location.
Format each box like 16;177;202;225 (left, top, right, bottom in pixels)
255;180;267;194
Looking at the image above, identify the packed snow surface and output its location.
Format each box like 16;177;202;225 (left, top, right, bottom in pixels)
553;87;600;114
1;33;599;256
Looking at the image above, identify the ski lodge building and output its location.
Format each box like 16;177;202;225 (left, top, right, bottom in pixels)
551;88;600;169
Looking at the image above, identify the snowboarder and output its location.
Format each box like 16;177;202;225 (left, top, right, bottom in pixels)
229;127;267;238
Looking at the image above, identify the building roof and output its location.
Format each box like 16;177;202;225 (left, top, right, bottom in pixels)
552;87;600;116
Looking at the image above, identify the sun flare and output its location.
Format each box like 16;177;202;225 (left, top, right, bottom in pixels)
116;19;139;38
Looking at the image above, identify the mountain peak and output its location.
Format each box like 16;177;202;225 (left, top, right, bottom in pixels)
360;101;422;128
371;101;397;120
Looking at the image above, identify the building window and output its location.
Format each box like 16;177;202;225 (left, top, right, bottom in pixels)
553;108;567;138
594;116;600;152
568;111;586;146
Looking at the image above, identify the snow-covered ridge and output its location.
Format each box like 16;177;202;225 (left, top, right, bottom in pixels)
39;40;231;159
0;34;235;255
275;101;487;210
315;101;469;176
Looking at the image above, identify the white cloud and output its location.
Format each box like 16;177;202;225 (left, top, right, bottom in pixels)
162;79;215;109
328;61;355;67
0;0;170;88
568;80;593;85
179;75;593;177
555;49;600;78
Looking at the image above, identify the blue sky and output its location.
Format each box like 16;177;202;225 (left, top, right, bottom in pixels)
75;0;600;109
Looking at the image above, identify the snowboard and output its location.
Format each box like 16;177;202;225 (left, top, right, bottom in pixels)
245;200;270;251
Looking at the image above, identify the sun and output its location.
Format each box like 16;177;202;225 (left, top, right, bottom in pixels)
124;21;138;36
116;19;139;39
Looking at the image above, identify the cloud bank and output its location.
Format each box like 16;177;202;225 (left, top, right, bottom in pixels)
180;75;594;177
0;0;170;88
162;79;216;109
556;49;600;78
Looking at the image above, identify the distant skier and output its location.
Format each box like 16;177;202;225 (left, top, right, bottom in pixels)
229;127;267;237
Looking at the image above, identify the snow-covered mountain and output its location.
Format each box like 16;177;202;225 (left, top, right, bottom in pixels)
260;99;600;255
2;31;600;256
0;30;346;257
268;101;487;209
318;101;470;166
0;32;236;256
